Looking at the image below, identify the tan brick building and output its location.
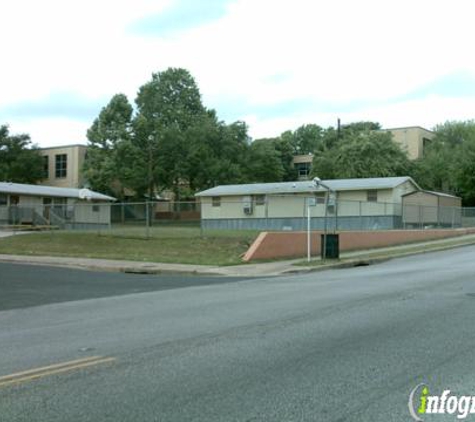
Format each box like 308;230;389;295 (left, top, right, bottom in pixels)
382;126;435;160
39;144;87;189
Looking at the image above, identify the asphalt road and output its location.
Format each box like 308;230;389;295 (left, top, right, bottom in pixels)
1;246;475;421
0;262;252;311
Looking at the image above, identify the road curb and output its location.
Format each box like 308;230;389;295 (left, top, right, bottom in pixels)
1;237;475;277
284;239;475;275
0;256;218;277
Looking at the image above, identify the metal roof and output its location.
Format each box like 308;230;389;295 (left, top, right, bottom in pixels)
381;126;435;134
195;177;418;197
39;144;87;151
402;190;460;199
0;182;116;201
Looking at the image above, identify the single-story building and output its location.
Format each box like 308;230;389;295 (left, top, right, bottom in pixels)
195;177;421;231
0;182;116;230
402;190;462;228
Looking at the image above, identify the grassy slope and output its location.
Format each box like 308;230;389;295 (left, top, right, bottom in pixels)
0;228;259;266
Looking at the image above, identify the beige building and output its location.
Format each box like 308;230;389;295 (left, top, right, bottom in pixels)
293;154;313;180
402;190;462;227
196;177;420;231
39;144;87;189
383;126;435;160
0;182;115;229
291;126;434;179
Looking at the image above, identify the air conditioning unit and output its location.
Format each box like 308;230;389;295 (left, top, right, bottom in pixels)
242;196;253;215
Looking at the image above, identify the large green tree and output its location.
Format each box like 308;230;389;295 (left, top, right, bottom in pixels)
247;139;285;182
411;140;454;193
183;117;250;190
413;120;475;204
311;130;412;179
283;124;324;155
0;125;44;183
83;94;133;198
250;136;297;182
453;137;475;204
85;68;255;199
133;68;209;199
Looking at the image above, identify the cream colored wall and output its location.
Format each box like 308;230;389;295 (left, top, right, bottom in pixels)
438;196;461;225
387;128;435;160
292;155;313;164
337;198;390;216
337;189;396;215
1;194;110;225
74;201;111;224
18;195;43;207
439;195;461;208
392;181;418;203
267;195;307;218
403;192;437;207
202;195;272;219
201;188;402;220
337;189;393;203
39;145;87;188
16;195;72;222
402;192;437;224
402;192;461;225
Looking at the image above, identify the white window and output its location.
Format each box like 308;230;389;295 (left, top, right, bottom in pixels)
315;193;325;204
55;154;67;178
367;190;378;202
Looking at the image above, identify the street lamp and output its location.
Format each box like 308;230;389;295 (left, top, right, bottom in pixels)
313;177;336;262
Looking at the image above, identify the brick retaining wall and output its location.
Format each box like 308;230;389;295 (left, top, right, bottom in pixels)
243;229;475;261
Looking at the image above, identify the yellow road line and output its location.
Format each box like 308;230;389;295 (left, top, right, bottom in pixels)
0;356;104;382
0;356;116;388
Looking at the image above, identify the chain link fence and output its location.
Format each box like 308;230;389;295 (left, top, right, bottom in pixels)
1;197;474;239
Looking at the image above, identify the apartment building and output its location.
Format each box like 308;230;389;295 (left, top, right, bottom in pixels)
293;126;435;179
293;154;313;180
39;144;87;189
382;126;435;160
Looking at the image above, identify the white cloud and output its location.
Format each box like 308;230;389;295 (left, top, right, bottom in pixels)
7;117;89;147
2;0;475;146
248;95;475;140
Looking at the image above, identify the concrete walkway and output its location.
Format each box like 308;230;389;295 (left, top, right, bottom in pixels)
1;233;475;277
0;231;31;238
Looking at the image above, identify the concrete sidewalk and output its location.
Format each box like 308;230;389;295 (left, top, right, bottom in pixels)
1;233;475;277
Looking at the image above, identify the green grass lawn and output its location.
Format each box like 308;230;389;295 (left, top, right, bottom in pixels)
0;227;259;266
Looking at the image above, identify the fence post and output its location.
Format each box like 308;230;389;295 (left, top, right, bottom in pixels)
71;202;75;230
199;200;204;237
307;201;311;262
359;201;363;230
145;201;150;239
265;196;269;230
97;202;101;236
335;197;338;232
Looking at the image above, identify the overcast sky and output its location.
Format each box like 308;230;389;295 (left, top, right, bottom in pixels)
2;0;475;147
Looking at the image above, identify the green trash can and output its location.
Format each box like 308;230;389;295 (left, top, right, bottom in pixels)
321;234;339;259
